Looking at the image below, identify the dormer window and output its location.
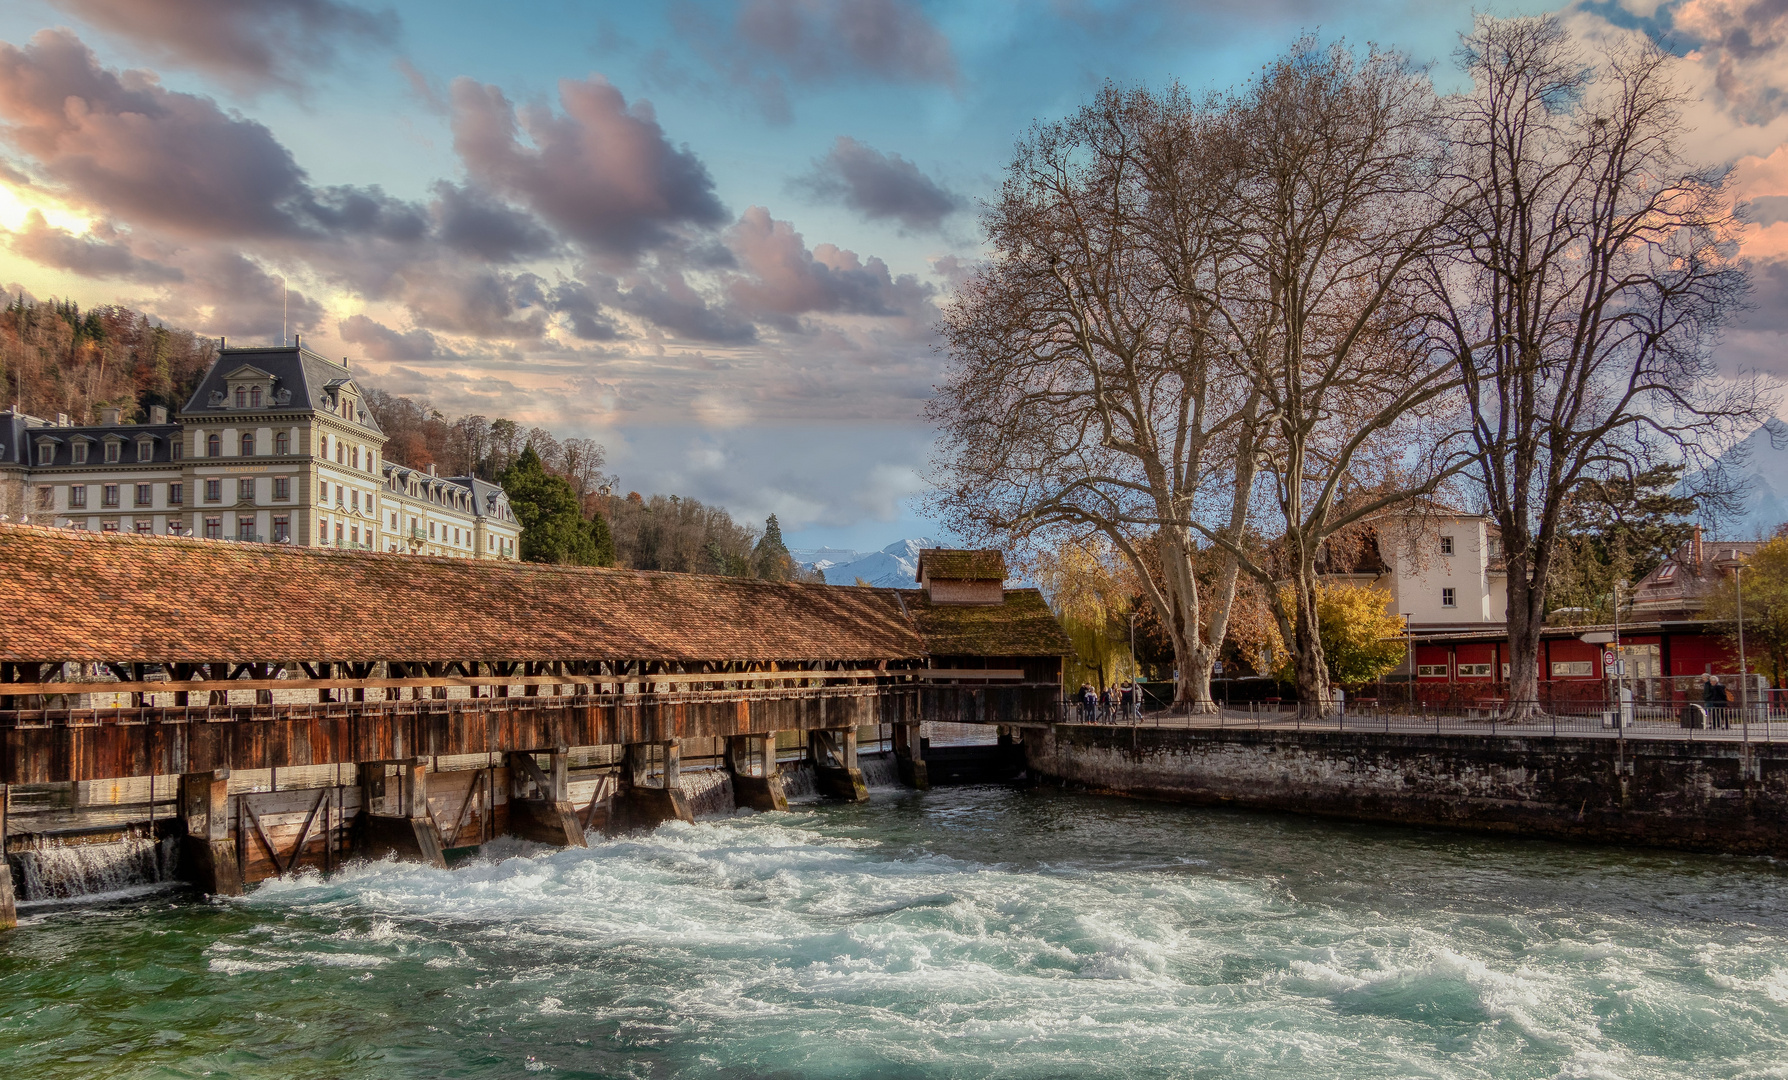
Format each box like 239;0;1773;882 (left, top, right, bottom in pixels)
250;387;262;408
104;440;121;464
36;439;55;466
235;387;246;409
136;438;153;462
71;442;88;465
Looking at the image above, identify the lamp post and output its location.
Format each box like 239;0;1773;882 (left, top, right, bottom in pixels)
1402;612;1413;713
1737;565;1749;734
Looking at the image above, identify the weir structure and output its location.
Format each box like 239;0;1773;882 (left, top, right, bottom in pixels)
0;526;1069;929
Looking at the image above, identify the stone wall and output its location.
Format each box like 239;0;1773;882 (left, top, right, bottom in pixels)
1026;725;1788;856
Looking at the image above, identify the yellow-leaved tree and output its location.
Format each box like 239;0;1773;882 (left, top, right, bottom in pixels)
1032;538;1137;692
1242;582;1407;686
1699;536;1788;686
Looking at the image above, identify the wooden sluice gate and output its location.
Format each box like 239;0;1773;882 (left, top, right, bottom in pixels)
0;526;1070;928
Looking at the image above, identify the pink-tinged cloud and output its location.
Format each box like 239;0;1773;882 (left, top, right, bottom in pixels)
450;74;728;260
44;0;398;93
793;135;962;233
5;210;183;282
726;206;933;324
338;313;455;361
0;29;422;243
676;0;958;122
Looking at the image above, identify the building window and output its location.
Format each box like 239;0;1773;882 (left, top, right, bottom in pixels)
71;442;88;465
135;520;153;535
102;484;120;508
171;440;182;461
352;446;360;469
320;434;329;459
135;483;152;507
104;441;120;463
1551;661;1593;677
237;517;256;541
250;386;262;408
205;479;221;502
390;512;398;529
272;515;290;543
335;484;344;505
275;431;289;455
238;477;254;502
351;489;359;511
169;483;184;505
351;525;360;544
240;432;254;456
207;433;221;457
235;386;246;408
430;521;436;538
102;521;119;533
335;522;344;544
1459;663;1492;677
1416;664;1447;677
336;441;344;465
205;517;223;540
319;521;329;543
137;439;153;462
166;520;184;536
1441;587;1456;608
1439;535;1454;555
69;486;87;509
273;476;290;501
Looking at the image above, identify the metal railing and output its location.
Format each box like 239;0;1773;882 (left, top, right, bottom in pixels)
1068;694;1788;743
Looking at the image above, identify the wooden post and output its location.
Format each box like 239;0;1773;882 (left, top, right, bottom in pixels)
811;729;869;803
0;782;14;930
176;769;243;896
609;741;694;834
726;734;788;811
893;722;930;790
504;748;586;848
357;758;447;868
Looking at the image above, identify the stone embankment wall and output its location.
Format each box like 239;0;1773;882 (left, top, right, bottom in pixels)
1027;725;1788;856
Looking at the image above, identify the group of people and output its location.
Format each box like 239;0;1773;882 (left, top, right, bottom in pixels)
1077;681;1143;723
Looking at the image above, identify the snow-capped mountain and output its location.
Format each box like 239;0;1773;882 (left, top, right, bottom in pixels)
1701;419;1788;538
791;538;938;588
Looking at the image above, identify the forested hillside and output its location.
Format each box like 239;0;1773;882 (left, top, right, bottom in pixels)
0;297;810;578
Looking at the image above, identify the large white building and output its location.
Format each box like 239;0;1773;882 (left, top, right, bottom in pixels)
0;343;521;560
1320;510;1508;632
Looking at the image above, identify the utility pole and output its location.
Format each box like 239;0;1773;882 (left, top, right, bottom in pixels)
1613;579;1627;744
1402;612;1413;713
1738;565;1749;737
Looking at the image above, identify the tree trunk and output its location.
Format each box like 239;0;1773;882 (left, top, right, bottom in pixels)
1291;579;1331;719
1157;528;1219;714
1503;552;1545;718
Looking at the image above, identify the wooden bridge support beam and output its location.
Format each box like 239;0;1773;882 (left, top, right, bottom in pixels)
811;729;870;803
893;722;930;790
726;734;788;812
357;759;447;868
506;749;587;848
609;741;693;834
0;783;14;930
177;769;243;896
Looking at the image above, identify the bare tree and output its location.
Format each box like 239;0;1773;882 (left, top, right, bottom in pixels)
1423;16;1767;714
929;84;1259;709
560;437;607;496
1197;42;1467;717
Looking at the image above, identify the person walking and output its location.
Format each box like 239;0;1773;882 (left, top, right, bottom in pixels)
1710;675;1730;729
1119;681;1134;723
1098;684;1113;723
1079;683;1097;724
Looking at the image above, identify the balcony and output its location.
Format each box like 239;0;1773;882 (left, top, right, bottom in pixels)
408;527;427;541
334;539;372;551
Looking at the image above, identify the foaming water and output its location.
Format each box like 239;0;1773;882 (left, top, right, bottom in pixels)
4;787;1788;1079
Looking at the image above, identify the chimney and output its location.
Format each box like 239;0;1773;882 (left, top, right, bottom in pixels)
55;412;69;427
427;463;437;476
100;406;121;426
1693;525;1703;569
149;405;168;424
342;356;350;369
294;333;301;348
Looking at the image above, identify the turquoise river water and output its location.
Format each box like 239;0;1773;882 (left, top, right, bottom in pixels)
4;784;1788;1079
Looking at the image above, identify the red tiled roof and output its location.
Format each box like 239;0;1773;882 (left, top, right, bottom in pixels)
0;524;925;663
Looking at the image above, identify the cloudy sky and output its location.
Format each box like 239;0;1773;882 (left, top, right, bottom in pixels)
0;0;1784;552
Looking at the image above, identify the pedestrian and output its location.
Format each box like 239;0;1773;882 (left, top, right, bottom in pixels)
1711;675;1730;728
1132;681;1143;719
1119;681;1134;722
1080;683;1096;724
1099;684;1113;723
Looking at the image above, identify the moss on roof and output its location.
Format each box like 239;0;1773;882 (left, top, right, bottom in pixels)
916;548;1006;582
907;588;1071;657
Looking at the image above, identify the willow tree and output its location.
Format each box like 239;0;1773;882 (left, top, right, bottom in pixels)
1422;16;1765;715
928;84;1259;710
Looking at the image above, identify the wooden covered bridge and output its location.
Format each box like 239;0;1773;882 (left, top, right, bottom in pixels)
0;526;1068;926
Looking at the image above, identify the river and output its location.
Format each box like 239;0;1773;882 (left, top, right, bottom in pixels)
3;784;1786;1078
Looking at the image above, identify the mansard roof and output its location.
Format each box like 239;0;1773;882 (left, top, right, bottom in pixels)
0;524;1068;664
180;344;384;437
1;416;182;468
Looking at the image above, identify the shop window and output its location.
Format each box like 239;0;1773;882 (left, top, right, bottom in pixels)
1551;661;1593;677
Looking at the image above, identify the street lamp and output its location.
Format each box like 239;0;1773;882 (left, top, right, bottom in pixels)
1737;564;1749;731
1402;612;1413;712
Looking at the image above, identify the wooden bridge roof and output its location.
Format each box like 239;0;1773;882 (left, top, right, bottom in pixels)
0;525;1067;664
